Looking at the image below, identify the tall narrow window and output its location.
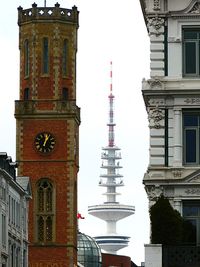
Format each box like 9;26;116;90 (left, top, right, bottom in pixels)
24;88;30;100
16;248;20;267
62;39;68;76
183;111;200;164
2;256;7;267
11;244;15;267
46;216;53;241
23;250;27;267
36;179;54;242
38;216;44;242
183;29;200;76
62;87;69;100
183;201;200;245
23;207;27;233
43;37;49;74
24;39;29;77
2;214;6;247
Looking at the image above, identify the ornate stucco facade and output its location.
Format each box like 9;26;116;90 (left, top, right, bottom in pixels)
140;0;200;215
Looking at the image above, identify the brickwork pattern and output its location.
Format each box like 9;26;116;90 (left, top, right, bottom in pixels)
15;4;79;267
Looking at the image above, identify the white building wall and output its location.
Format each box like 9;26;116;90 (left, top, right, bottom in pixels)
0;161;30;267
149;30;165;77
140;3;200;267
168;0;193;11
141;0;200;179
145;244;162;267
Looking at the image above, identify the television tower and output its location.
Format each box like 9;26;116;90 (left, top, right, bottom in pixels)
88;62;135;254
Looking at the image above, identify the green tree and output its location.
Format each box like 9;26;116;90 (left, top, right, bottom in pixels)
150;195;183;245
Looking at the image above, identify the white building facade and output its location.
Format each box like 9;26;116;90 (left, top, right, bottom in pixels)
140;1;200;264
0;153;31;267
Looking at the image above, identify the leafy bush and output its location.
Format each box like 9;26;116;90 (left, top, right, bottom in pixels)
150;195;193;245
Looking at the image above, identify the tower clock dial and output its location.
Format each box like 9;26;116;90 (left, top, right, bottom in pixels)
34;132;56;153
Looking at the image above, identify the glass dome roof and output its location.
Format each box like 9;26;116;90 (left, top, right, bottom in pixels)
77;232;102;267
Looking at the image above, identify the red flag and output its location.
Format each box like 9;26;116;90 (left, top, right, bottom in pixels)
77;213;85;219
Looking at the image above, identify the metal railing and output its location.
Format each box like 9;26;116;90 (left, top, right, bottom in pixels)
163;245;200;267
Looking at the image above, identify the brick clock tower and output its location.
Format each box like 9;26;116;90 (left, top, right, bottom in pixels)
15;3;80;267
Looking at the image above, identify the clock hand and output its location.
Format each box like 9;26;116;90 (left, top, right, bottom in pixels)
43;134;50;146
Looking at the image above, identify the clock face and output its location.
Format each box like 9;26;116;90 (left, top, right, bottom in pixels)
34;132;56;153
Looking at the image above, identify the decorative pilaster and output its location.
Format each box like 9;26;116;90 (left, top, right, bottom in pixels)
148;106;165;165
173;109;182;167
147;16;165;77
173;199;182;214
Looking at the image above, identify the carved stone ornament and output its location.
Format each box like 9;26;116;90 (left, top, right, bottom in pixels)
185;188;200;195
189;175;200;183
190;2;200;13
153;0;160;10
172;169;182;178
146;185;163;201
147;16;164;36
184;98;200;105
148;107;164;129
149;98;165;106
148;78;164;90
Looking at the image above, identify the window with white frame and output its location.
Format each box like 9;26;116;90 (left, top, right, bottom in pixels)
183;28;200;76
183;111;200;164
2;214;6;247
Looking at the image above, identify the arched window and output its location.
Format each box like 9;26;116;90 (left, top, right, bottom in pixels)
43;37;49;74
24;39;29;77
24;88;29;100
62;87;69;100
62;39;68;76
36;179;54;242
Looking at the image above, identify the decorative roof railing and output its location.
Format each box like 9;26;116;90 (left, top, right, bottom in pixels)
18;3;79;25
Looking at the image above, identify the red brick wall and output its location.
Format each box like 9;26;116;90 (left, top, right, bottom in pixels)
102;253;132;267
16;5;79;267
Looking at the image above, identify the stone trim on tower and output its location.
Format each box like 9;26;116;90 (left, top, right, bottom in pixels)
15;3;80;266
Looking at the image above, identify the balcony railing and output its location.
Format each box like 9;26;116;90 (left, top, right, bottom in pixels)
163;245;200;267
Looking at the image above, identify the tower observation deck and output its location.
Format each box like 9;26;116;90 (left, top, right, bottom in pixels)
88;62;135;254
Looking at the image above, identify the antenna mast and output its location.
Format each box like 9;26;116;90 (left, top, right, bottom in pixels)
108;61;115;147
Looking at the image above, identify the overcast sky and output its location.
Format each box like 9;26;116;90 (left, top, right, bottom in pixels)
0;0;150;265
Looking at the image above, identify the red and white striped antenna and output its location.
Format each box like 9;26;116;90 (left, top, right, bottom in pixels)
108;61;116;147
110;61;113;93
